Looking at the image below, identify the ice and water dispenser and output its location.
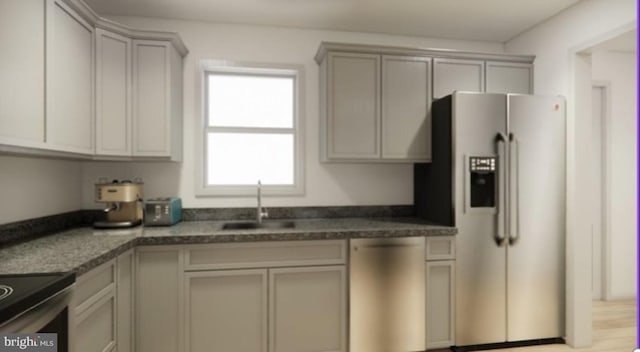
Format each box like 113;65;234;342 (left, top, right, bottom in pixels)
468;156;496;208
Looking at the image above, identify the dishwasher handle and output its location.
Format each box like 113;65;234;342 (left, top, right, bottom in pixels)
353;243;421;251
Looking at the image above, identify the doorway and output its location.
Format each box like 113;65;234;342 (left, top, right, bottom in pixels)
569;25;636;347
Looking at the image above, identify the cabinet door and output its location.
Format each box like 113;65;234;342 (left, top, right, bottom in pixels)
133;40;173;157
96;29;132;156
185;269;267;352
116;250;134;352
75;292;116;352
46;0;94;154
0;0;45;147
269;266;347;352
426;260;455;349
136;247;183;352
381;55;431;161
325;52;380;160
486;62;533;94
433;58;484;99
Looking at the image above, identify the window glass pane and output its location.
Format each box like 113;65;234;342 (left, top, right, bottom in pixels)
208;74;294;128
207;133;294;185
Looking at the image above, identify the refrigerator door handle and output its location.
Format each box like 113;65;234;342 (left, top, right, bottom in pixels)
508;133;520;245
495;133;508;246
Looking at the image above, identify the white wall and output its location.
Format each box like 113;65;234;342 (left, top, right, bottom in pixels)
591;51;637;299
0;156;82;224
506;0;636;96
82;19;503;209
505;0;636;346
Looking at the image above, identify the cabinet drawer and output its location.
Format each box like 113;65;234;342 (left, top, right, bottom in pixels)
74;260;115;312
185;240;347;270
426;237;455;260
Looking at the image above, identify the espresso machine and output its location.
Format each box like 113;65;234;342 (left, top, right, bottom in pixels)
94;180;144;228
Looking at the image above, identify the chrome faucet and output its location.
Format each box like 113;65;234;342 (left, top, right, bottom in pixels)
256;180;269;224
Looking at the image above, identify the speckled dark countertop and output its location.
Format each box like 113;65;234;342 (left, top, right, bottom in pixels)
0;217;456;276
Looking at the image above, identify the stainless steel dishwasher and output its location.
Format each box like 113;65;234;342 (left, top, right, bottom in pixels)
350;237;426;352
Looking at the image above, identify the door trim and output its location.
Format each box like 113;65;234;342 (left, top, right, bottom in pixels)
591;81;613;301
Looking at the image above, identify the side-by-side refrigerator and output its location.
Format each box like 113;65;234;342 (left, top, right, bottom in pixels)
415;92;566;348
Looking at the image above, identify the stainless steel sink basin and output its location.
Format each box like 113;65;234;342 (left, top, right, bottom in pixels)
221;221;295;230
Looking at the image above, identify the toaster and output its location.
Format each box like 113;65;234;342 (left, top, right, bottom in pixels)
145;198;182;226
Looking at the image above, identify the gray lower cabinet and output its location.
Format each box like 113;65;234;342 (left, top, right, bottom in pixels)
426;260;455;349
425;237;456;349
73;239;457;352
183;266;347;352
185;269;268;352
72;249;134;352
136;246;183;352
138;241;347;352
72;258;116;352
183;240;348;352
74;293;116;352
270;266;347;352
116;249;135;352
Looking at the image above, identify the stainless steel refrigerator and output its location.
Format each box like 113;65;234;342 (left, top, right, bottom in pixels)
415;92;566;348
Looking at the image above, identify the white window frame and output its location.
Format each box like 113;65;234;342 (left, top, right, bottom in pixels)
195;60;305;197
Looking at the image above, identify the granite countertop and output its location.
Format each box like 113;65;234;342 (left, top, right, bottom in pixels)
0;217;456;276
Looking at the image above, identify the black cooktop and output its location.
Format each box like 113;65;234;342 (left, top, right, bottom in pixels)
0;272;75;326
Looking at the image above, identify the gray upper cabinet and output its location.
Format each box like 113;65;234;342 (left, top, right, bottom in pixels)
485;61;533;94
0;0;45;149
319;51;433;162
433;58;484;99
96;28;132;157
0;0;187;160
46;0;94;155
316;42;534;163
323;52;381;160
382;55;431;161
133;40;183;161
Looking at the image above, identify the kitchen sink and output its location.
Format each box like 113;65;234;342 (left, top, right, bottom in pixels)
221;220;296;230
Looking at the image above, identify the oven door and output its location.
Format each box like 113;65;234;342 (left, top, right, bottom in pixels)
0;289;71;352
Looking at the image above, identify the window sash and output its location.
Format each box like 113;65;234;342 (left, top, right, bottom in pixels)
205;71;297;128
206;131;295;186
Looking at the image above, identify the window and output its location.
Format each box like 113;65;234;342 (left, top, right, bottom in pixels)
199;64;304;196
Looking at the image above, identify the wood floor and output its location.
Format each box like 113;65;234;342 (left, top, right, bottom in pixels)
476;300;637;352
